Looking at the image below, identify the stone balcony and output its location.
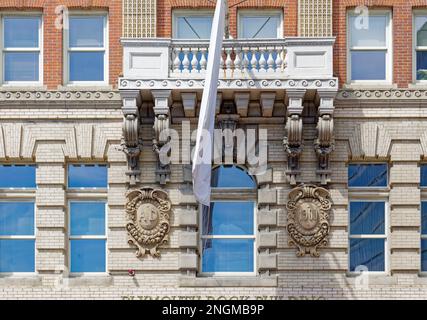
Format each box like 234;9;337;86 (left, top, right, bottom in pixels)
119;37;337;92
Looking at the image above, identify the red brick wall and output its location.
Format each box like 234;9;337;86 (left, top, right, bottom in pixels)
157;0;298;38
0;0;122;89
333;0;427;88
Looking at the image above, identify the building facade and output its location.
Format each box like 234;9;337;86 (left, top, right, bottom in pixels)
1;0;427;299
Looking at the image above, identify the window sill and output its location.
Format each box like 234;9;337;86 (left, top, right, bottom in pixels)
408;83;427;89
0;85;47;91
178;275;277;287
58;85;113;91
0;275;42;286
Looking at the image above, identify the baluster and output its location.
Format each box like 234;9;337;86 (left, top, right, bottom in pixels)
199;48;207;73
191;48;199;73
242;48;249;72
259;49;267;73
250;48;258;71
267;49;275;73
225;48;233;77
234;47;242;75
182;48;190;73
283;48;288;70
220;49;225;74
173;47;182;73
275;47;283;72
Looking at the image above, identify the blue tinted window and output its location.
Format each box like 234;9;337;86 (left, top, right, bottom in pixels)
422;202;427;235
0;239;35;272
422;240;427;272
351;51;386;80
70;239;106;273
349;238;385;272
202;239;254;272
350;202;385;235
69;16;104;47
421;165;427;187
348;164;387;187
211;166;256;188
176;16;213;39
202;202;254;236
240;15;280;39
4;17;39;48
417;51;427;80
69;52;104;81
4;52;39;82
0;202;34;236
70;202;105;236
0;165;36;188
68;164;107;188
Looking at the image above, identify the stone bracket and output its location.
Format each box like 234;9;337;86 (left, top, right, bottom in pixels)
120;90;142;186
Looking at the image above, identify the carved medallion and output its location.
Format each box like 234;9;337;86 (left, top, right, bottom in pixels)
286;184;331;257
125;187;172;258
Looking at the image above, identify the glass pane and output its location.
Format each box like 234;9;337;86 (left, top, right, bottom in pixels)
422;202;427;235
69;52;104;81
349;15;387;47
0;240;35;272
70;239;106;273
69;16;104;47
0;165;36;188
4;17;39;48
351;51;386;80
202;239;254;272
211;165;256;188
70;202;105;236
348;164;388;187
422;239;427;271
202;202;254;236
240;15;280;39
415;16;427;47
4;52;39;82
422;165;427;187
350;202;385;235
68;164;107;188
416;51;427;80
349;238;385;272
0;202;34;236
176;16;213;39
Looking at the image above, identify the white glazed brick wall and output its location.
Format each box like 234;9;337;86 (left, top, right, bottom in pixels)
1;96;427;299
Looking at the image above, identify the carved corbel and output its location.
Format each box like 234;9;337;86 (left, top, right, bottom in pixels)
284;90;305;185
315;90;337;185
152;90;172;185
120;90;142;186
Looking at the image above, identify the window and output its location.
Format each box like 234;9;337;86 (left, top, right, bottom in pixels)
348;11;391;82
68;164;108;189
69;201;106;273
173;11;213;39
0;202;35;272
1;15;42;84
421;202;427;272
0;165;36;189
348;164;388;273
238;11;282;39
65;14;107;84
414;13;427;81
200;166;256;275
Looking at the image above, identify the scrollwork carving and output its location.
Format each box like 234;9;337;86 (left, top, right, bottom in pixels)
283;114;303;185
125;187;172;258
286;184;331;257
315;114;335;185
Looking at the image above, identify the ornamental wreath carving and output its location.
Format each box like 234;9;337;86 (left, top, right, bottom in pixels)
286;184;332;257
125;187;172;258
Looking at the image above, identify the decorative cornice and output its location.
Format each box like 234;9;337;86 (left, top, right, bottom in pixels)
119;78;338;91
0;90;120;102
337;89;427;100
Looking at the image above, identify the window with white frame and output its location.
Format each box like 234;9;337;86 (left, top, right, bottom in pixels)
1;15;42;84
414;13;427;81
0;165;36;273
238;11;282;39
67;164;107;273
348;164;388;273
200;165;257;275
64;14;107;84
347;11;391;82
173;10;213;39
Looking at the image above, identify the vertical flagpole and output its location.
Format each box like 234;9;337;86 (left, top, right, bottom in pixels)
192;0;226;206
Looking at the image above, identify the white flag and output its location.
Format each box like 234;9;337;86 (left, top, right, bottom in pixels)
192;0;226;206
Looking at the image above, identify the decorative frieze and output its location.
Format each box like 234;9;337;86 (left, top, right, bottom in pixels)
286;184;331;257
0;90;119;102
